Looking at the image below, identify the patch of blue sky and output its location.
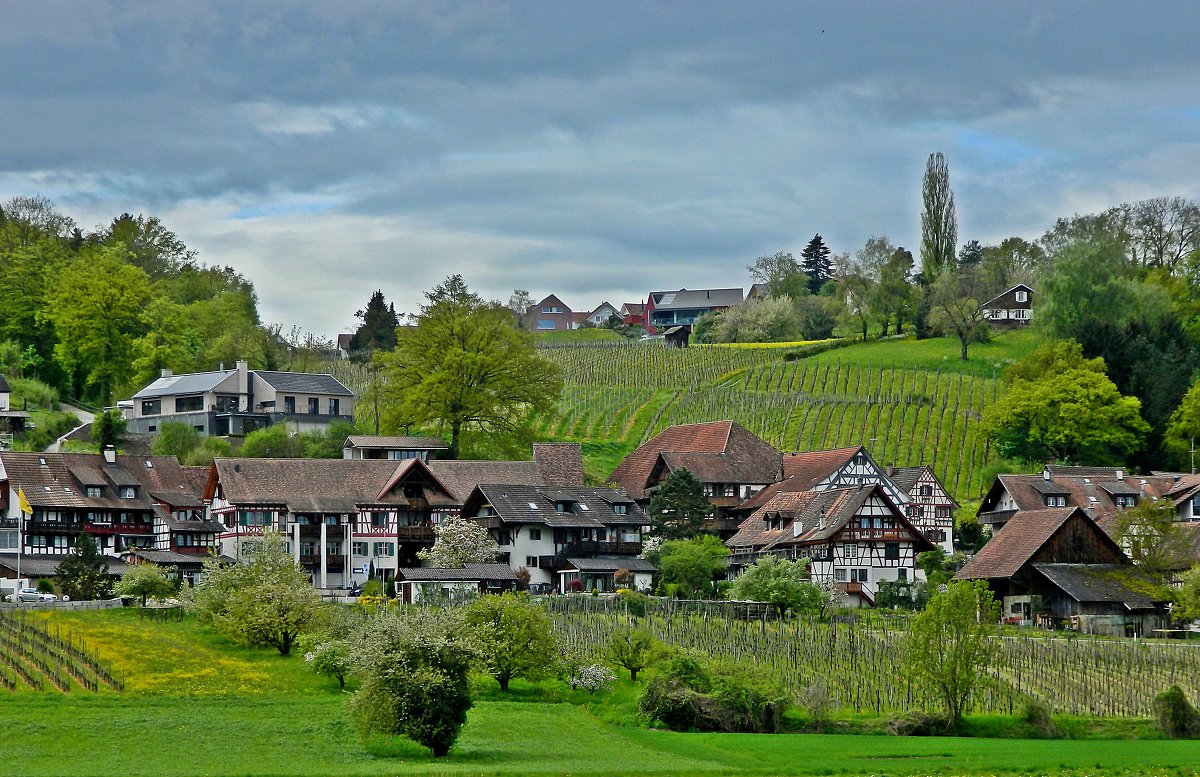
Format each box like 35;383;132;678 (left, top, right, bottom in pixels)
231;200;337;219
955;130;1042;165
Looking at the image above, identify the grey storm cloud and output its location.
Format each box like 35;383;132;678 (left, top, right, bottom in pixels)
2;1;1199;334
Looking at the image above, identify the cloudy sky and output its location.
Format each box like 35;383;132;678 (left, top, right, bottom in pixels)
3;1;1199;337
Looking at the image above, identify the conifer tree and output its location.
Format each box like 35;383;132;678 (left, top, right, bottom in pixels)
800;234;833;293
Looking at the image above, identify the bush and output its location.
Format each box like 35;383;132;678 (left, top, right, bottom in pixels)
35;579;54;594
1020;698;1059;738
883;711;953;736
639;655;788;733
362;580;383;598
566;664;616;694
616;588;649;617
1154;685;1200;739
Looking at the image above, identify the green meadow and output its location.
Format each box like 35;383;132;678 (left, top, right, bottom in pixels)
2;608;1200;776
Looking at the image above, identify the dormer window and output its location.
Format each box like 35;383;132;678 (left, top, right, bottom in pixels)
86;486;101;498
119;486;137;499
1114;495;1137;509
1045;495;1067;507
613;504;628;515
554;502;567;513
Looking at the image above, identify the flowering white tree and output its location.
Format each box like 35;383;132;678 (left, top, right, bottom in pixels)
418;517;499;568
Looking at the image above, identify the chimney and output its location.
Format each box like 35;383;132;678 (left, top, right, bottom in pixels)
1042;467;1051;481
160;368;172;378
1116;468;1124;480
818;506;825;531
236;359;249;397
886;464;895;477
103;445;116;465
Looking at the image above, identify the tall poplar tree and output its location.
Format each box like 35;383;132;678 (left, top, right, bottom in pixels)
920;152;958;279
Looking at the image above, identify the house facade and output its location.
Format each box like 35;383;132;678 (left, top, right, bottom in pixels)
886;465;956;552
531;294;574;332
461;484;650;592
619;303;645;328
342;435;449;461
981;284;1034;328
579;302;619;328
608;420;782;537
126;360;355;437
727;484;933;607
643;288;743;333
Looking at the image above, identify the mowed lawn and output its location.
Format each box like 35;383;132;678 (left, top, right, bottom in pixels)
803;330;1040;377
7;609;1200;776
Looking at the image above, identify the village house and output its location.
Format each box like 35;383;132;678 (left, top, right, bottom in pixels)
530;294;574;332
607;420;782;537
395;563;518;604
642;288;743;333
619;302;645;328
726;484;934;607
885;465;957;553
342;435;449;461
204;443;582;590
981;283;1034;328
579;301;620;328
460;483;650;592
125;359;355;437
955;507;1169;637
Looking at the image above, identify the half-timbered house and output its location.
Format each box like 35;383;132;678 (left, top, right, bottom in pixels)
726;484;933;607
886;465;956;552
461;484;649;592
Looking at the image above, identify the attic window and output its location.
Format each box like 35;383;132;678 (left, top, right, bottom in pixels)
145;460;153;468
1088;496;1099;503
578;503;590;511
43;486;50;491
527;502;539;510
38;457;46;466
554;502;567;513
1083;478;1091;484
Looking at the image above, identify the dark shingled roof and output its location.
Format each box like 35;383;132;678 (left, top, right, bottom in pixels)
561;557;657;573
252;371;354;396
396;563;517;582
956;508;1080;580
532;443;584;487
128;549;211;568
132;369;234;399
0;452;203;512
658;450;780;487
344;435;449;451
885;466;925;493
0;553;129;577
1032;563;1165;610
214;459;409;511
466;484;647;527
608;420;781;500
981;473;1179;521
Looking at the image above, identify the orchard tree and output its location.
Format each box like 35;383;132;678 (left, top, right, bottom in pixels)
418;516;499;568
648;468;713;539
112;563;178;606
1114;499;1193;584
348;607;475;757
55;534;111;600
920;151;958;279
905;579;999;727
463;593;558;691
91;409;127;450
729;555;813;617
800;234;833;293
186;531;320;656
608;625;661;682
376;275;562;459
658;535;729;599
927;265;990;361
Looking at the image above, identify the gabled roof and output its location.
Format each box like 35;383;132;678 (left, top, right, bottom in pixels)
561;557;656;573
464;484;645;527
396;563;517;582
252;371;353;396
981;472;1179;519
128;549;213;568
0;553;129;577
532;443;584;488
648;288;743;310
956;507;1124;580
536;294;569;309
982;283;1034;307
133;369;235;399
0;452;200;511
620;302;644;315
343;435;449;451
782;446;862;490
213;459;406;511
1032;564;1165;610
608;421;781;500
657;450;780;487
430;460;547;502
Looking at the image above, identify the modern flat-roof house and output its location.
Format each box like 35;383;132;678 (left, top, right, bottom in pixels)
461;484;650;592
643;288;743;333
125;359;355;437
342;436;449;461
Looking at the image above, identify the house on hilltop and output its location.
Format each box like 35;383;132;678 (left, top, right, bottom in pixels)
981;284;1034;328
125;359;354;437
643;288;743;333
531;294;574;332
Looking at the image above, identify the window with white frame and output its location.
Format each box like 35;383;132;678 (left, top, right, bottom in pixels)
373;542;394;557
833;568;848;582
845;543;859;558
352;541;368;556
1015;290;1028;303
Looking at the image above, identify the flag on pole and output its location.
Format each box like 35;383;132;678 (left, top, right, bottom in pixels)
17;487;31;515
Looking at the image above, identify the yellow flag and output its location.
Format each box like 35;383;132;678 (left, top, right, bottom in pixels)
17;486;31;515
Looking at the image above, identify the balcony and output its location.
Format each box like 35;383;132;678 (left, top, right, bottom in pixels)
85;523;154;535
395;525;435;541
299;554;345;572
837;581;875;606
540;540;644;569
25;520;84;533
978;509;1017;527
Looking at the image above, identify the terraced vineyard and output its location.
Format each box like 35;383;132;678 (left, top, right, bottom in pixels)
535;340;1005;501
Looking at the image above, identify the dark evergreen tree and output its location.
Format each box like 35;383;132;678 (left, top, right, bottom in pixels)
800;234;833;294
349;289;400;360
648;468;713;539
957;239;984;267
55;534;111;601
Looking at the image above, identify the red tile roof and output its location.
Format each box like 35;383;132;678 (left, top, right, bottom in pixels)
781;447;862;490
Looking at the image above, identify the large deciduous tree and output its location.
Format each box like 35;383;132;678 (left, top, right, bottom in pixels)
44;247;153;404
730;555;816;617
920;152;958;279
376;275;562;459
112;563;179;607
748;251;807;299
657;535;729;599
927;265;990;361
982;340;1150;465
186;531;320;656
905;579;999;727
648;468;713;539
1166;378;1200;471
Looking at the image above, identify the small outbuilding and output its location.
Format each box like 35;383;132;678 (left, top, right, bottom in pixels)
395;563;518;604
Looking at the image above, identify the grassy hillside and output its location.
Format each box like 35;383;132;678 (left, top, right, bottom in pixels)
536;331;1038;500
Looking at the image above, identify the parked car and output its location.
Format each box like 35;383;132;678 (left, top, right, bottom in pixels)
12;588;56;603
